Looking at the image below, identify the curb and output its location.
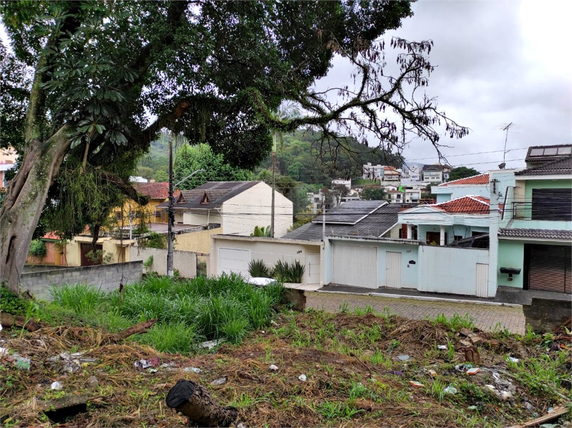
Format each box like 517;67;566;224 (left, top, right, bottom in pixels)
311;289;523;308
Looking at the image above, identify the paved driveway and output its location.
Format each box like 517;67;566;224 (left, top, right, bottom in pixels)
305;291;526;335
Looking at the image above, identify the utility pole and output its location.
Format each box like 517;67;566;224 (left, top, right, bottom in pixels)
166;131;204;277
167;133;175;277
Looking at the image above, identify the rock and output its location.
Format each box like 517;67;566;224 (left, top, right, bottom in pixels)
51;381;63;390
397;355;410;361
88;376;98;388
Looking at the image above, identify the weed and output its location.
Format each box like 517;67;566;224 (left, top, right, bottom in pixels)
370;350;392;368
51;284;106;315
388;339;400;351
315;400;364;419
431;313;475;332
136;322;196;354
339;302;350;313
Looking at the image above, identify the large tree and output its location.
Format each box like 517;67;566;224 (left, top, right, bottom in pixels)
0;1;468;293
448;166;481;181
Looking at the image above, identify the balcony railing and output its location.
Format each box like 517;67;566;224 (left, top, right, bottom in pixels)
510;201;571;221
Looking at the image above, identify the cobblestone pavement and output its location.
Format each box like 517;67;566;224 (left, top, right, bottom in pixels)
305;291;526;335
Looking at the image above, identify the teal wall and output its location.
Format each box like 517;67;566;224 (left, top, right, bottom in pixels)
376;242;418;288
497;240;524;289
520;179;572;222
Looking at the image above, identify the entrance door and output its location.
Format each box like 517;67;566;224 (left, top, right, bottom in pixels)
386;251;402;288
306;253;320;284
475;263;489;297
80;243;103;266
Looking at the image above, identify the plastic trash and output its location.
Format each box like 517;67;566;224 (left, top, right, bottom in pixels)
409;381;424;388
269;364;279;371
211;377;227;386
466;367;480;375
443;386;458;395
397;355;411;361
51;381;63;390
183;367;202;373
506;356;519;363
298;374;307;382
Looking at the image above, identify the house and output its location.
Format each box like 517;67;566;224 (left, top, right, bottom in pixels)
157;181;293;237
0;146;17;189
432;170;516;203
129;182;178;224
497;154;572;293
382;166;400;182
363;162;383;180
398;195;498;246
283;200;408;241
422;164;451;184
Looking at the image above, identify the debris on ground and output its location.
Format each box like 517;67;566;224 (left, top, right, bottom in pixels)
0;312;570;427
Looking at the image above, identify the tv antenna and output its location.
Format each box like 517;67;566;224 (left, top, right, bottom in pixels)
498;122;515;169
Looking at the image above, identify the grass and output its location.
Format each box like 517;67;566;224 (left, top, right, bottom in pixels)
46;273;284;352
430;313;475;331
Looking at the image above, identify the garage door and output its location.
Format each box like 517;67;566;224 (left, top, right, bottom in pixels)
332;244;377;289
526;244;571;293
218;248;251;278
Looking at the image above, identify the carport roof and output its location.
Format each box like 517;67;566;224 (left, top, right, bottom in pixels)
282;202;411;241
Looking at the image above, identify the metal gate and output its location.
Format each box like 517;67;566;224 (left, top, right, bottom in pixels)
525;244;571;293
332;244;377;289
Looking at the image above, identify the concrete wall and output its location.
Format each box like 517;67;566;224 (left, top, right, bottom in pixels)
497;240;525;289
131;247;197;278
174;227;222;254
20;261;143;301
418;246;491;296
210;235;321;284
324;237;419;289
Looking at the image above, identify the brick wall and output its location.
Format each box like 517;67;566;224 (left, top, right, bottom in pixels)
20;261;143;301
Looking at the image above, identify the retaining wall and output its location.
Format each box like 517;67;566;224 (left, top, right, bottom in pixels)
20;261;143;301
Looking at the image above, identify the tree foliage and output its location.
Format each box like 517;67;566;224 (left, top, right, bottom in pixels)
361;187;387;201
0;0;469;292
448;166;481;181
174;143;252;190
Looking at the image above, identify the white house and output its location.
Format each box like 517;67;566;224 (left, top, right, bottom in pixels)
158;181;293;237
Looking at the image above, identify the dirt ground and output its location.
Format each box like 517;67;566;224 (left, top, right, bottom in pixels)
0;311;570;427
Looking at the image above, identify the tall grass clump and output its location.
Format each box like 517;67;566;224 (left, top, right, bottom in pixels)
137;322;197;353
430;313;475;332
51;284;107;315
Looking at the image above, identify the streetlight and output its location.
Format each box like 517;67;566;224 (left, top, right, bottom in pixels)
166;133;204;277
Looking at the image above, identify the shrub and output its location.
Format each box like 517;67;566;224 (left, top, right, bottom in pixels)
270;259;305;283
287;260;305;283
29;239;47;259
145;232;167;249
248;259;270;277
0;286;27;315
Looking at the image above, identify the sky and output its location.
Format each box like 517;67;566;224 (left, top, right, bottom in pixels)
2;1;570;173
317;0;572;173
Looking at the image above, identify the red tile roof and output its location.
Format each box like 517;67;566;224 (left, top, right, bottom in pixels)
133;182;180;200
439;173;489;187
432;195;497;214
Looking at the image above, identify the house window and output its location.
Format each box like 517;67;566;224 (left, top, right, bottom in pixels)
426;231;444;245
454;235;463;241
532;188;572;221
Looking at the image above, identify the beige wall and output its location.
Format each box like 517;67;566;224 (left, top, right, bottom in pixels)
175;227;222;254
221;182;293;237
181;210;222;227
66;236;135;266
131;247;197;278
210;235;321;284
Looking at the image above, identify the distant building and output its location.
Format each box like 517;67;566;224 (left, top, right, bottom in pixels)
362;162;383;180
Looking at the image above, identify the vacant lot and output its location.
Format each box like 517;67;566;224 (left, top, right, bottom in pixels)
0;280;570;427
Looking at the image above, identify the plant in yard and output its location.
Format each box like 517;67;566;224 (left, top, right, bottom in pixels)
142;255;154;273
271;260;288;281
51;284;107;315
28;239;47;259
86;249;113;265
286;260;305;283
248;259;270;278
315;400;364;420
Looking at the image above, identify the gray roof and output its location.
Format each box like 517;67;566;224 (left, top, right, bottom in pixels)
516;156;572;176
498;228;572;241
282;201;411;241
157;181;260;210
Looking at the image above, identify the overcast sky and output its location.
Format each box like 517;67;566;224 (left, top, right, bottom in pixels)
318;0;572;172
2;1;570;173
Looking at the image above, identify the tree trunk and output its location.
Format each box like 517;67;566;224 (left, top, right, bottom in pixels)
0;125;71;294
166;379;238;427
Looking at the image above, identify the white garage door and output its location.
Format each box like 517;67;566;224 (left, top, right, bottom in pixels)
332;244;377;289
218;248;251;277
